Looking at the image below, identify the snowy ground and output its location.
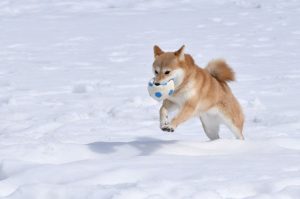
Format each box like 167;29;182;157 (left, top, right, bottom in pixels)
0;0;300;198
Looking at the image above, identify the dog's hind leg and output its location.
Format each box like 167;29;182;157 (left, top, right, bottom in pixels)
217;102;245;140
200;114;220;140
221;116;244;140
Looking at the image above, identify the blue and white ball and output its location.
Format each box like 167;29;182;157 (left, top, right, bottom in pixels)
147;78;175;101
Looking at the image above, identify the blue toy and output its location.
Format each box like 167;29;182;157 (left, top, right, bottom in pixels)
147;78;175;101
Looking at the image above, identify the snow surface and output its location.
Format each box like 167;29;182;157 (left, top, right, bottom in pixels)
0;0;300;198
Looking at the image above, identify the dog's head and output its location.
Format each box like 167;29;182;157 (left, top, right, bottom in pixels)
152;45;186;88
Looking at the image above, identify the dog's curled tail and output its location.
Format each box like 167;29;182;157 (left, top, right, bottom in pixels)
205;59;235;82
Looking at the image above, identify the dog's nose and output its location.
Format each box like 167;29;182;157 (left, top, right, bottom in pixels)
154;82;160;86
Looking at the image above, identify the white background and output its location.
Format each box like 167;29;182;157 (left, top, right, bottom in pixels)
0;0;300;198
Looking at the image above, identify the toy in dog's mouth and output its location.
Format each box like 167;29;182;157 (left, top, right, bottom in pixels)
147;78;175;101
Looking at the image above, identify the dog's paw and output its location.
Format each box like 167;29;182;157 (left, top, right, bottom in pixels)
161;124;175;132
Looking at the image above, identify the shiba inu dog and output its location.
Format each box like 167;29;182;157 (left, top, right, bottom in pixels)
152;45;244;140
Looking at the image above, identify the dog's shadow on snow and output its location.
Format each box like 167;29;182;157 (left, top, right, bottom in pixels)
88;137;177;156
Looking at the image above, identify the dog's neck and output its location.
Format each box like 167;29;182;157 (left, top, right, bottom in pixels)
174;56;199;93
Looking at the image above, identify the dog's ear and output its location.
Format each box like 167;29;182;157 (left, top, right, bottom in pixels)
175;45;185;61
154;45;164;58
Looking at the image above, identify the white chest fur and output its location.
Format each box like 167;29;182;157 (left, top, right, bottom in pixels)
167;80;196;106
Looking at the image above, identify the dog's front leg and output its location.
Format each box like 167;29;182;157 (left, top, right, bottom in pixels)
160;100;176;131
162;102;195;132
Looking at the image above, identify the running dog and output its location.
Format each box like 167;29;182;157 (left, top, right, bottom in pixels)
152;45;244;140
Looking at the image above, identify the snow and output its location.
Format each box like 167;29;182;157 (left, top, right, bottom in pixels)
0;0;300;198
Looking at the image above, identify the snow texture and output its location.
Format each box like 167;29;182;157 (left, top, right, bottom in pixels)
0;0;300;198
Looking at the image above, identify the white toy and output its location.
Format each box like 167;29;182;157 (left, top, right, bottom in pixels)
147;78;175;101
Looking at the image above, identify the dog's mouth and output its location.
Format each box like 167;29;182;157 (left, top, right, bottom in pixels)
151;78;174;86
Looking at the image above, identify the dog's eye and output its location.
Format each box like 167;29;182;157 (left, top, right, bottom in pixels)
165;71;170;75
155;70;158;74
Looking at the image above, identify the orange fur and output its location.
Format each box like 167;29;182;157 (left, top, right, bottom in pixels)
205;59;235;82
152;45;244;140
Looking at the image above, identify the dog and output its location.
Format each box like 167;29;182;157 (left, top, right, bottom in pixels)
152;45;244;140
